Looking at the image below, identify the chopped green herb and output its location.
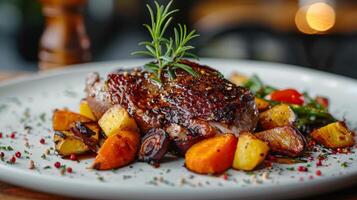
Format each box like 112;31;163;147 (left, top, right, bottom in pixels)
286;167;295;171
39;113;46;122
341;162;349;168
0;146;14;151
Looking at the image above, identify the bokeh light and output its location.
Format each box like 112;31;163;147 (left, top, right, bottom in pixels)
295;2;335;34
306;2;335;32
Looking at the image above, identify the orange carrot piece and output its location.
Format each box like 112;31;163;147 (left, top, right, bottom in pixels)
93;131;140;170
185;134;238;174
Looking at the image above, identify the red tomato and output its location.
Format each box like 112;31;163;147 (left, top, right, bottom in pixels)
315;96;329;108
270;89;304;105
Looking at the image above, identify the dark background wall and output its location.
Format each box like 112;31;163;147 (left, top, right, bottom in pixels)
0;0;356;78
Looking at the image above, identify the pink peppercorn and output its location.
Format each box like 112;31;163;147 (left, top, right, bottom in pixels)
66;167;73;173
40;138;45;144
316;170;322;176
69;154;77;161
316;160;322;167
10;156;16;163
15;151;21;158
54;161;61;168
297;166;308;172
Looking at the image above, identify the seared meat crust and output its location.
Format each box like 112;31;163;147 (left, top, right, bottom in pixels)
86;60;258;154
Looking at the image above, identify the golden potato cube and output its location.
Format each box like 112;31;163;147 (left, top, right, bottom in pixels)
98;105;138;137
54;131;89;156
311;122;355;149
259;104;296;130
255;126;305;157
255;97;270;112
233;132;269;171
79;100;96;121
52;109;92;131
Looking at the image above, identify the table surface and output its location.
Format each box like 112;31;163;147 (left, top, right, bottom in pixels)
0;71;356;200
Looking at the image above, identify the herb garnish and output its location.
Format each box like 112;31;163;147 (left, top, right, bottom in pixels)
132;1;199;85
0;146;14;151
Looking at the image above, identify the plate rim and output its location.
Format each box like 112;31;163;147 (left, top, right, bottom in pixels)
0;58;356;199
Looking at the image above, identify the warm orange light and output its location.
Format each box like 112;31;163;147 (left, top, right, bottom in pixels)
306;2;335;32
295;6;317;34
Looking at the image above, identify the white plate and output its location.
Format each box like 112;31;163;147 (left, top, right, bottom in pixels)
0;59;356;200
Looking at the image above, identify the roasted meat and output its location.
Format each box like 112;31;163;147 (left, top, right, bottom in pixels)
85;60;258;155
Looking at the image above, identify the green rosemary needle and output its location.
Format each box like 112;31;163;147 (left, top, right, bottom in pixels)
131;0;199;85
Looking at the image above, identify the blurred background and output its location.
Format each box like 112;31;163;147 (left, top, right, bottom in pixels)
1;0;357;77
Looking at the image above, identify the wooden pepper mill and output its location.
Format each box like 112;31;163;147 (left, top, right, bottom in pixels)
39;0;91;70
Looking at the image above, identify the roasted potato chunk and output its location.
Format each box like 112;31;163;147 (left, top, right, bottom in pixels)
79;100;96;120
255;97;270;112
53;109;92;131
255;126;305;157
98;105;138;137
54;122;100;156
229;72;248;86
311;122;355;149
70;122;101;152
233;132;269;171
54;131;89;156
259;104;296;130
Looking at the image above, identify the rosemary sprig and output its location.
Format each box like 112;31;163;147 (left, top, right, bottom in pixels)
131;1;199;84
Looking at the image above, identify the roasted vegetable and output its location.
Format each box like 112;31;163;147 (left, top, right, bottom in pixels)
243;74;276;98
311;122;355;149
255;126;306;157
52;109;92;131
255;97;270;112
259;104;296;130
54;122;100;156
98;105;139;137
291;105;336;134
229;72;248;86
93;130;140;170
315;96;329;109
270;89;304;105
54;131;90;156
185;134;237;174
70;122;101;152
138;128;169;164
233;132;269;171
79;100;96;120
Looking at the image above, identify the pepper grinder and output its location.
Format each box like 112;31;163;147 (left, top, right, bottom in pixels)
39;0;91;70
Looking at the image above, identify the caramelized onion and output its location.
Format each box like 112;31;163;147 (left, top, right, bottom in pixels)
139;128;169;164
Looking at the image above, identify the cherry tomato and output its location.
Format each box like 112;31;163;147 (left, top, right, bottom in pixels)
315;96;329;108
270;89;304;105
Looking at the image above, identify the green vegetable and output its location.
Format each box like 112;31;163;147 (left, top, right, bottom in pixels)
243;74;276;98
244;73;337;134
291;105;336;134
302;92;326;111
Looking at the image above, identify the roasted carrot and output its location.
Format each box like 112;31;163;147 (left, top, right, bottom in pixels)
52;109;92;131
92;131;140;170
185;134;237;174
